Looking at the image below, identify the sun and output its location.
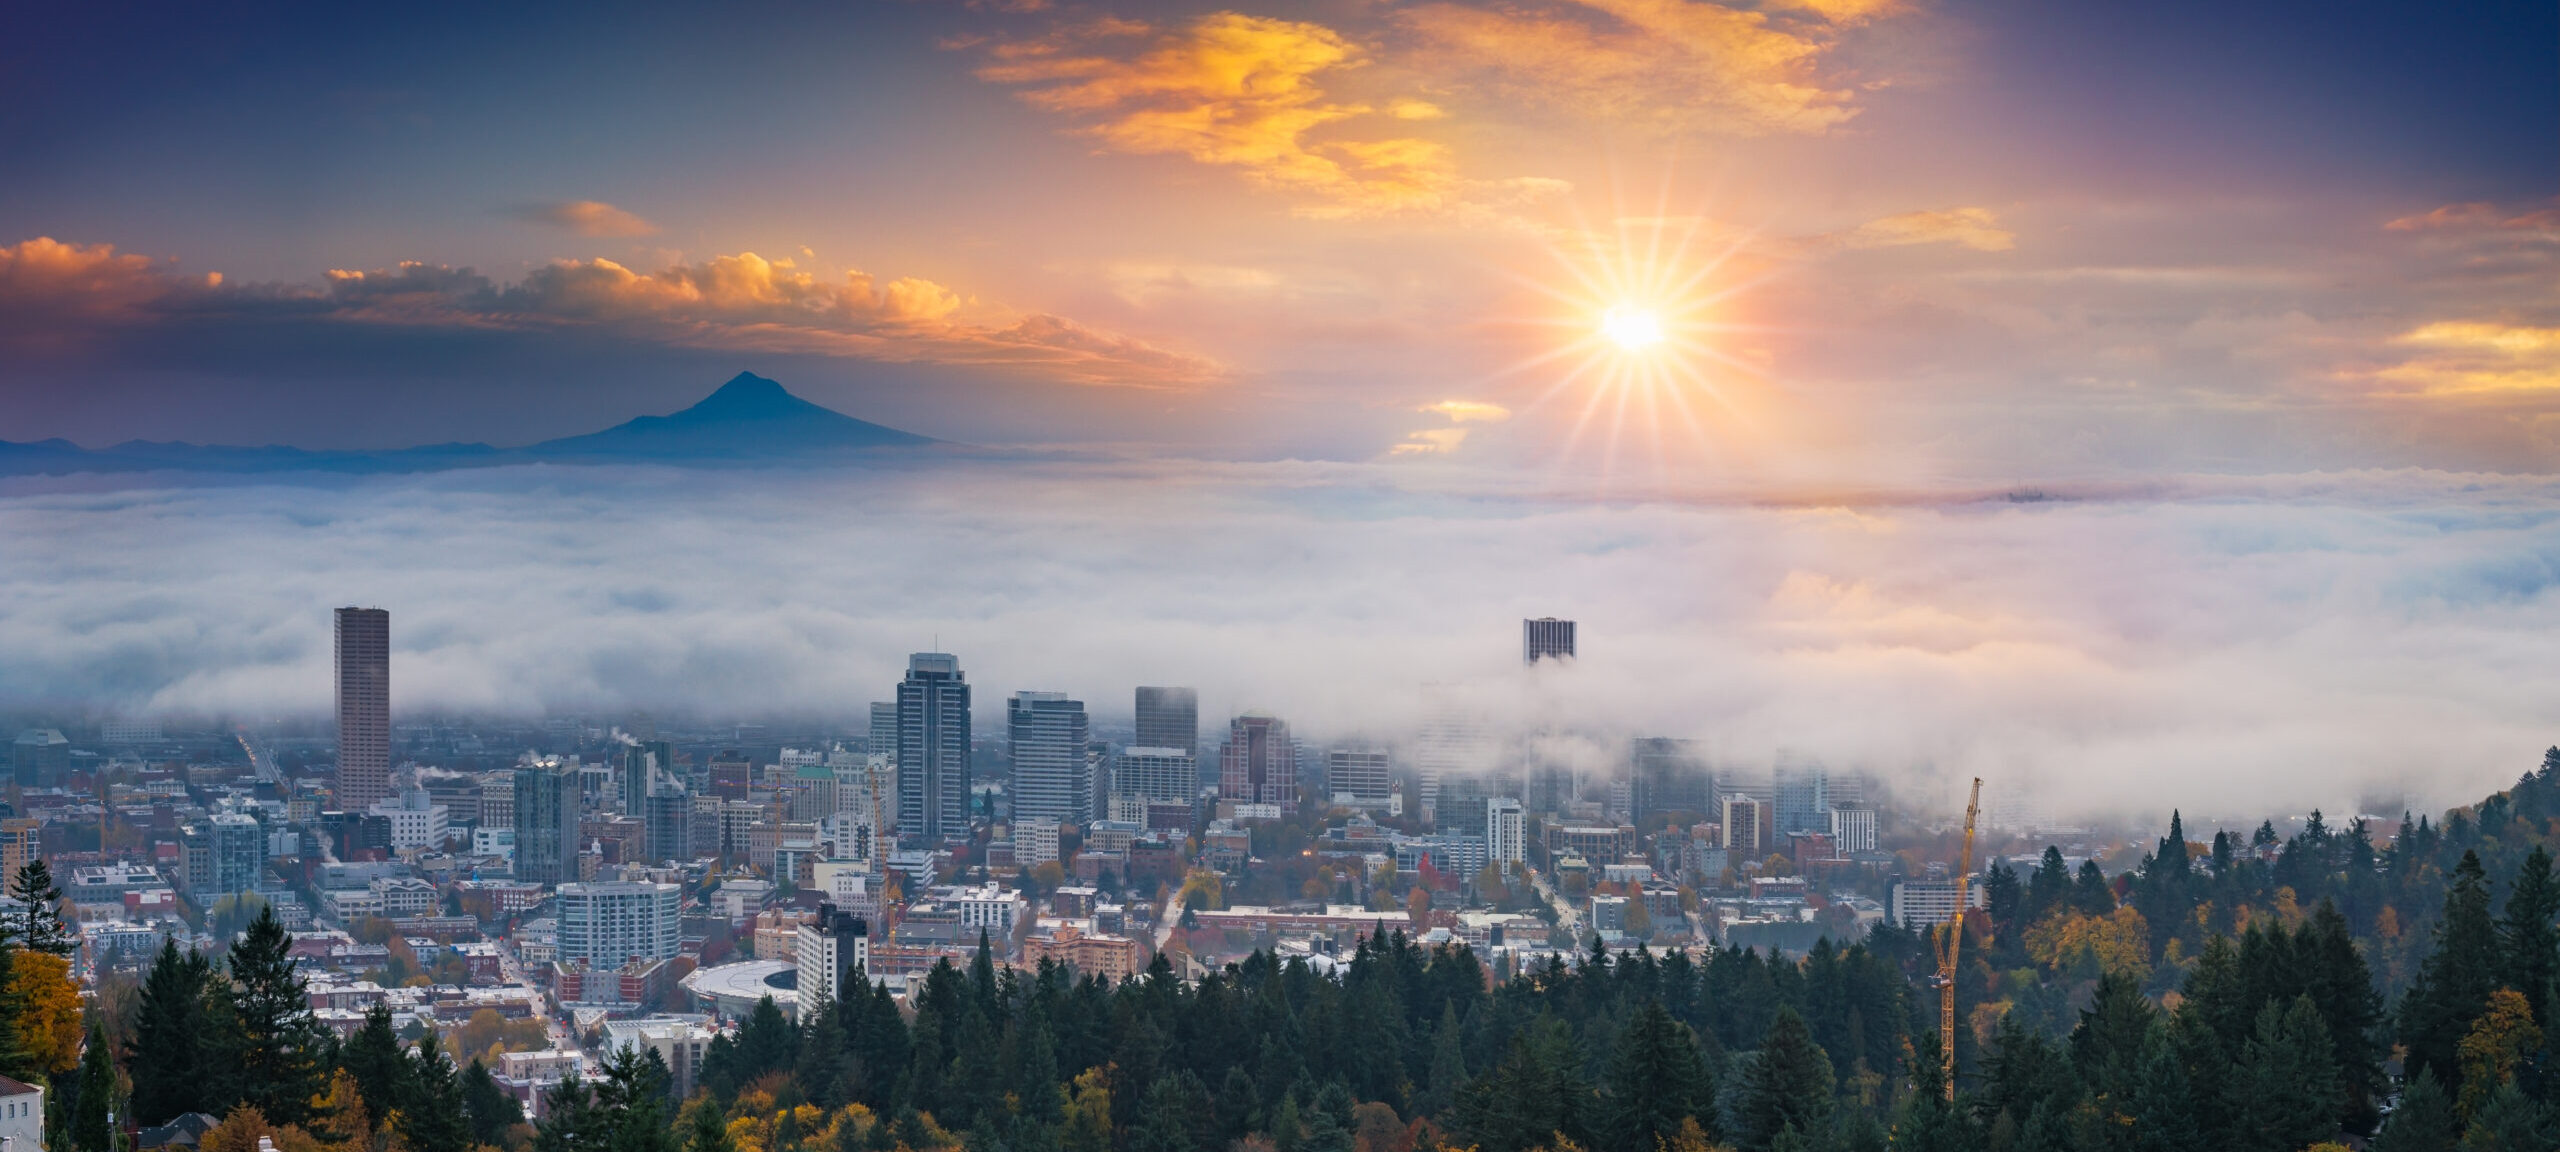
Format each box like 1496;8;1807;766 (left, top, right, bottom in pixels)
1600;305;1665;352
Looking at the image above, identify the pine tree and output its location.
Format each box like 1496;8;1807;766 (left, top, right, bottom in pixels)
1597;1002;1712;1150
399;1031;474;1152
2127;1033;2199;1152
1130;1073;1210;1152
594;1043;677;1152
2495;847;2560;1036
126;938;214;1124
2402;851;2502;1095
2025;848;2070;924
1889;1030;1974;1152
2458;1081;2557;1152
339;1003;409;1125
225;904;327;1126
69;1020;112;1152
1419;1003;1466;1118
2071;860;2117;915
462;1057;525;1146
8;863;71;956
2368;1067;2456;1152
535;1076;602;1152
1727;1007;1832;1152
687;1097;734;1152
2235;996;2338;1152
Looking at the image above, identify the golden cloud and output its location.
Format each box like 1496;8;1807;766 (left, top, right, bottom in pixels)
515;200;660;237
972;13;1464;217
1397;0;1871;136
0;238;1216;388
1834;206;2016;252
2365;320;2560;398
1420;399;1512;423
1390;428;1471;455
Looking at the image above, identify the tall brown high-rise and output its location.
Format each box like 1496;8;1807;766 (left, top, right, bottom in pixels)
335;607;391;810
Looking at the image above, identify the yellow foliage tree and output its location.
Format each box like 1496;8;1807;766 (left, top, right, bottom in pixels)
1060;1068;1111;1152
202;1107;277;1152
2457;987;2543;1118
2022;905;2152;980
10;950;83;1076
1177;870;1225;912
309;1070;375;1152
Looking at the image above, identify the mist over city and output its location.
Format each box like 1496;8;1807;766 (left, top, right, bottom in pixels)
5;2;2559;1151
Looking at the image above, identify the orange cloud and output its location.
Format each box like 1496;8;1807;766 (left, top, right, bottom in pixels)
972;13;1465;217
515;200;660;237
0;238;1216;388
1397;0;1874;136
1420;399;1511;423
2366;320;2560;398
1833;207;2016;252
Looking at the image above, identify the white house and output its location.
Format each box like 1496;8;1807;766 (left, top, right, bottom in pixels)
0;1073;43;1152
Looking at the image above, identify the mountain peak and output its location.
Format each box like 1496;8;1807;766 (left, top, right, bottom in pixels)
679;372;825;421
526;371;935;456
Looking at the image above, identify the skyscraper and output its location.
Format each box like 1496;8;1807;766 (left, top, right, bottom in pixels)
1113;747;1197;807
1324;749;1392;805
1774;758;1831;835
1487;797;1527;866
1134;687;1199;758
1630;737;1713;821
896;653;971;843
513;760;580;885
1008;691;1094;825
868;702;896;757
335;607;391;810
1217;713;1295;809
556;882;681;968
1523;617;1576;665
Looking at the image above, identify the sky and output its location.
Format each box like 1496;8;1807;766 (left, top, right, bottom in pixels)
2;0;2557;818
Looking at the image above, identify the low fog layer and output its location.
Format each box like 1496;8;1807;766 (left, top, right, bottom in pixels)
3;460;2555;818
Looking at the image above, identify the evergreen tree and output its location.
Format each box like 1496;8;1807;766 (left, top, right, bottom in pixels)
2025;848;2070;924
462;1057;526;1146
2297;900;2386;1134
594;1043;678;1152
225;904;327;1125
126;939;215;1124
2128;1034;2199;1152
535;1076;604;1152
1889;1030;1974;1152
2402;851;2502;1094
2369;1067;2456;1152
1419;1003;1466;1118
68;1020;112;1152
399;1031;474;1152
2496;847;2560;1036
2071;860;2117;915
1725;1007;1832;1152
688;1098;734;1152
340;1003;409;1125
8;863;70;956
2458;1081;2556;1152
1597;1002;1712;1150
1129;1072;1210;1152
1447;1017;1588;1152
2235;996;2338;1152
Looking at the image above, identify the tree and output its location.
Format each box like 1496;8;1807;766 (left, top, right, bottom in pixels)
2236;996;2338;1152
687;1098;734;1152
127;939;216;1124
535;1076;602;1152
1597;1002;1711;1151
8;862;71;956
2366;1067;2456;1152
340;1004;408;1126
2402;851;2502;1095
2453;988;2541;1120
398;1032;474;1152
462;1057;525;1146
1725;1007;1832;1152
2458;1081;2556;1152
1059;1068;1111;1152
1130;1072;1211;1152
226;904;328;1126
2071;860;2117;915
199;1106;275;1152
2496;847;2560;1035
69;1020;114;1152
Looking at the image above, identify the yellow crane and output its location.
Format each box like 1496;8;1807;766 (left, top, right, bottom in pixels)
1938;777;1983;1100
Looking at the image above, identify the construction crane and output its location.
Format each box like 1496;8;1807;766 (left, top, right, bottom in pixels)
1938;777;1983;1100
867;753;897;946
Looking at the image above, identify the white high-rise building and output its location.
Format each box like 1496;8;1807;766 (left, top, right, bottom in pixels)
795;903;871;1006
1829;808;1878;854
1413;698;1487;825
1890;879;1986;928
1009;692;1095;825
556;882;681;969
1114;747;1197;806
1487;797;1527;867
368;787;449;850
1326;749;1393;806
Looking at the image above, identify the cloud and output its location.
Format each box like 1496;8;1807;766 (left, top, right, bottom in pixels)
3;462;2558;822
971;13;1468;217
2385;200;2560;234
512;200;660;237
2367;320;2560;398
0;238;1217;388
1420;399;1511;423
1397;0;1876;136
1830;207;2016;252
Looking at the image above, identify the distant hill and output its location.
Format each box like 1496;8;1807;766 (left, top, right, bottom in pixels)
0;373;937;476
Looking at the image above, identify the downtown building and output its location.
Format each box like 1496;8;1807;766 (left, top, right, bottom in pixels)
895;653;971;844
1134;686;1199;757
335;607;391;810
556;881;682;969
1324;749;1394;810
1007;692;1095;825
1523;617;1577;664
513;760;582;885
1217;713;1296;810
